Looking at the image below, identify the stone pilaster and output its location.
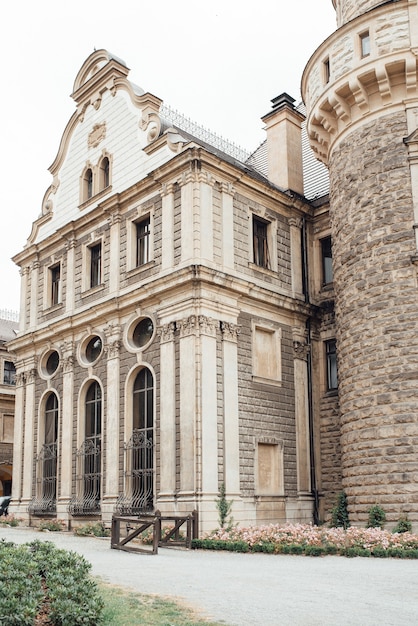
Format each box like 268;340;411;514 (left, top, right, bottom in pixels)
65;238;77;314
157;321;176;497
10;367;25;508
220;183;235;269
289;217;304;298
199;316;218;493
221;322;240;494
107;212;121;294
22;366;37;504
160;183;175;270
29;261;39;328
103;325;121;514
58;343;75;515
292;328;311;495
178;315;197;494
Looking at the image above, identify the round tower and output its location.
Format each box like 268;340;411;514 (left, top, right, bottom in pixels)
302;0;418;527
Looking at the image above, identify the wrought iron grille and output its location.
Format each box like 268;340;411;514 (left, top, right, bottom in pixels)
160;104;251;163
68;436;101;516
29;442;57;515
116;429;154;515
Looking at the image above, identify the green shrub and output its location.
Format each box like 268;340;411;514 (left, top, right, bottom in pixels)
304;545;326;557
252;541;275;554
73;522;110;537
330;491;350;529
367;504;386;529
392;516;412;534
39;518;65;532
0;540;104;625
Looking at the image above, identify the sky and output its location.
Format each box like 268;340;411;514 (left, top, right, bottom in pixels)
0;0;336;313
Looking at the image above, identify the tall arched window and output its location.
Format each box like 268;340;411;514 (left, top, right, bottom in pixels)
84;381;102;508
30;392;58;515
117;368;154;514
43;392;58;504
99;156;110;189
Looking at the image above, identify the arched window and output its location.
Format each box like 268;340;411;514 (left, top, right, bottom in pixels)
84;381;102;506
99;157;110;189
69;381;102;516
30;392;58;515
83;168;93;201
117;368;154;514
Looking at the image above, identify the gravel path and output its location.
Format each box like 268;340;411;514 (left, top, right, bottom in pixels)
1;526;417;625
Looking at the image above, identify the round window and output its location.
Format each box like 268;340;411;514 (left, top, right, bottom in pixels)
132;318;154;348
85;336;103;363
46;351;60;376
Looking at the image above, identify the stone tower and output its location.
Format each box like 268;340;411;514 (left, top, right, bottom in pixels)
302;0;418;526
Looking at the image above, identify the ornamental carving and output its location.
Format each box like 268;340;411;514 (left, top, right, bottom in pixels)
198;315;217;337
220;321;240;342
105;340;121;359
157;322;176;343
178;315;197;337
88;123;106;148
62;356;74;373
293;340;310;361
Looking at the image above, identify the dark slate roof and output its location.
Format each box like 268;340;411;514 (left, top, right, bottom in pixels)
0;318;19;343
245;104;329;201
161;101;329;202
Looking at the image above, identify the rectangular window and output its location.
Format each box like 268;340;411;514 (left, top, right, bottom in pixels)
360;31;370;58
3;361;16;386
326;340;338;391
50;264;61;306
90;243;102;288
321;236;333;285
136;217;151;267
253;216;270;269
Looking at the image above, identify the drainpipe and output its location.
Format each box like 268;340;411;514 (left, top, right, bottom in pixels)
302;216;319;525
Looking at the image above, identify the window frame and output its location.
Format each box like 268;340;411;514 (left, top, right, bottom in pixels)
325;339;338;392
360;30;371;58
89;242;102;289
136;216;151;267
3;360;16;386
321;236;333;286
50;263;61;306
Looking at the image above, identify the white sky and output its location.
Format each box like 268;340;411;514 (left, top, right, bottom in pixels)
0;0;336;313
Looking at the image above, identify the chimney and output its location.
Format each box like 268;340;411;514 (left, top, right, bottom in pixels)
261;93;304;195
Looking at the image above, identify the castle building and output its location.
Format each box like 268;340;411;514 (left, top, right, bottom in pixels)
303;0;418;525
9;0;418;533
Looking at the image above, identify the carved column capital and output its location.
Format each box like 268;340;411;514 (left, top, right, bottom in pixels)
220;321;240;342
178;315;197;337
157;322;176;343
198;315;217;337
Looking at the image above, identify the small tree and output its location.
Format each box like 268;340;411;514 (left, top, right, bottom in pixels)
392;515;412;534
329;491;350;529
215;483;234;529
367;504;386;529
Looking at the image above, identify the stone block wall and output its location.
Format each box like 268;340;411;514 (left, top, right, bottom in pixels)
329;111;418;525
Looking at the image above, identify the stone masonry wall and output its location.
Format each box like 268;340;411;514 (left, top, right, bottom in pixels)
329;111;418;525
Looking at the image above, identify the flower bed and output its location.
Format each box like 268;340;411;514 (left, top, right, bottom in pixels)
192;523;418;558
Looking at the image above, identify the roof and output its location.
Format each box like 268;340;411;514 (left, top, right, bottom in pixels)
0;318;19;343
245;104;330;201
162;102;329;202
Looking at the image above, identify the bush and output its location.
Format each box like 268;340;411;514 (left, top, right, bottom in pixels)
392;516;412;534
73;522;110;537
0;540;104;625
39;518;66;532
367;504;386;529
330;491;350;529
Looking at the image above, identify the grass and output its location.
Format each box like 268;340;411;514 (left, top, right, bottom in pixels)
98;582;228;626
